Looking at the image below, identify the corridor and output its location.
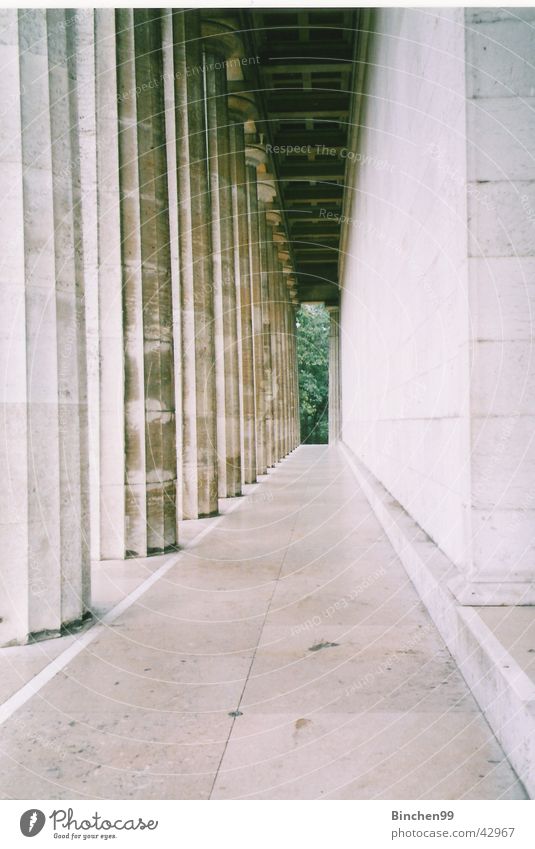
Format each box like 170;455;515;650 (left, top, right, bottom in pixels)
0;447;525;800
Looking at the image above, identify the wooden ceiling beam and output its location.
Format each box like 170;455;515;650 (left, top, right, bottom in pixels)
283;184;343;200
258;42;353;62
264;62;352;76
279;161;345;180
273;130;346;149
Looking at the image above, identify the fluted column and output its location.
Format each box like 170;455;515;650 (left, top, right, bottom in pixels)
266;217;285;463
69;10;100;562
257;186;277;470
173;10;218;518
266;237;282;463
288;304;296;451
161;9;182;524
245;149;267;475
327;305;341;443
280;278;290;457
283;267;299;456
110;10;177;557
286;278;300;451
282;274;293;456
277;268;288;457
94;10;126;559
133;10;177;552
0;10;90;645
229;103;257;484
203;26;242;498
294;312;301;448
115;9;147;556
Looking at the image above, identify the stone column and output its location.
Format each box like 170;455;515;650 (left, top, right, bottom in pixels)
282;274;294;456
49;9;91;612
282;278;292;457
95;9;127;560
203;25;242;499
266;235;282;463
276;269;288;457
268;226;287;462
288;304;296;452
327;305;341;444
295;311;301;447
287;278;300;451
133;10;177;552
115;9;147;557
245;149;267;475
0;10;90;645
173;10;218;518
161;9;182;524
70;10;99;561
286;287;294;454
257;185;277;470
93;10;176;560
228;101;257;484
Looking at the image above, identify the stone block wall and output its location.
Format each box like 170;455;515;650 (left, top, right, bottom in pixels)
341;7;535;601
341;8;472;571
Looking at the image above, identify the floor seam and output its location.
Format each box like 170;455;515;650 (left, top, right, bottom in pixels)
208;468;307;799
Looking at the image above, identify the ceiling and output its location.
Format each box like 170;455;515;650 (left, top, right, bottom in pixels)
241;9;357;304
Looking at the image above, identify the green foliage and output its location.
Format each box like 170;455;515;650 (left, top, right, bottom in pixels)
296;304;329;444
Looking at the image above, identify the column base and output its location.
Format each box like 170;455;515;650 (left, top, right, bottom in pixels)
27;611;94;646
146;543;181;557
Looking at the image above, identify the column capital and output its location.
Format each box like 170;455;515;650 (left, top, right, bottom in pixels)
287;275;299;301
245;142;268;169
201;16;244;66
228;90;259;126
266;209;282;228
257;177;277;204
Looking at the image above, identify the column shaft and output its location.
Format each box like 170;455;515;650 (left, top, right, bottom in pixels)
116;9;147;557
161;9;182;525
48;10;91;618
280;274;290;453
205;52;242;498
230;124;256;484
0;10;90;644
275;255;287;461
267;242;281;463
290;304;300;448
246;165;266;475
95;9;126;560
328;306;341;443
134;10;177;552
73;10;100;561
173;10;218;518
258;202;274;469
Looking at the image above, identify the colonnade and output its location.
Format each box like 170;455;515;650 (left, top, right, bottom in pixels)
0;8;300;646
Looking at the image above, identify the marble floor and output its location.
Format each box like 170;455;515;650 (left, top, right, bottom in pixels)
0;446;526;799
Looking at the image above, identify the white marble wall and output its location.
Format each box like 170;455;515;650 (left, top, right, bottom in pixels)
341;7;535;601
341;8;472;572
